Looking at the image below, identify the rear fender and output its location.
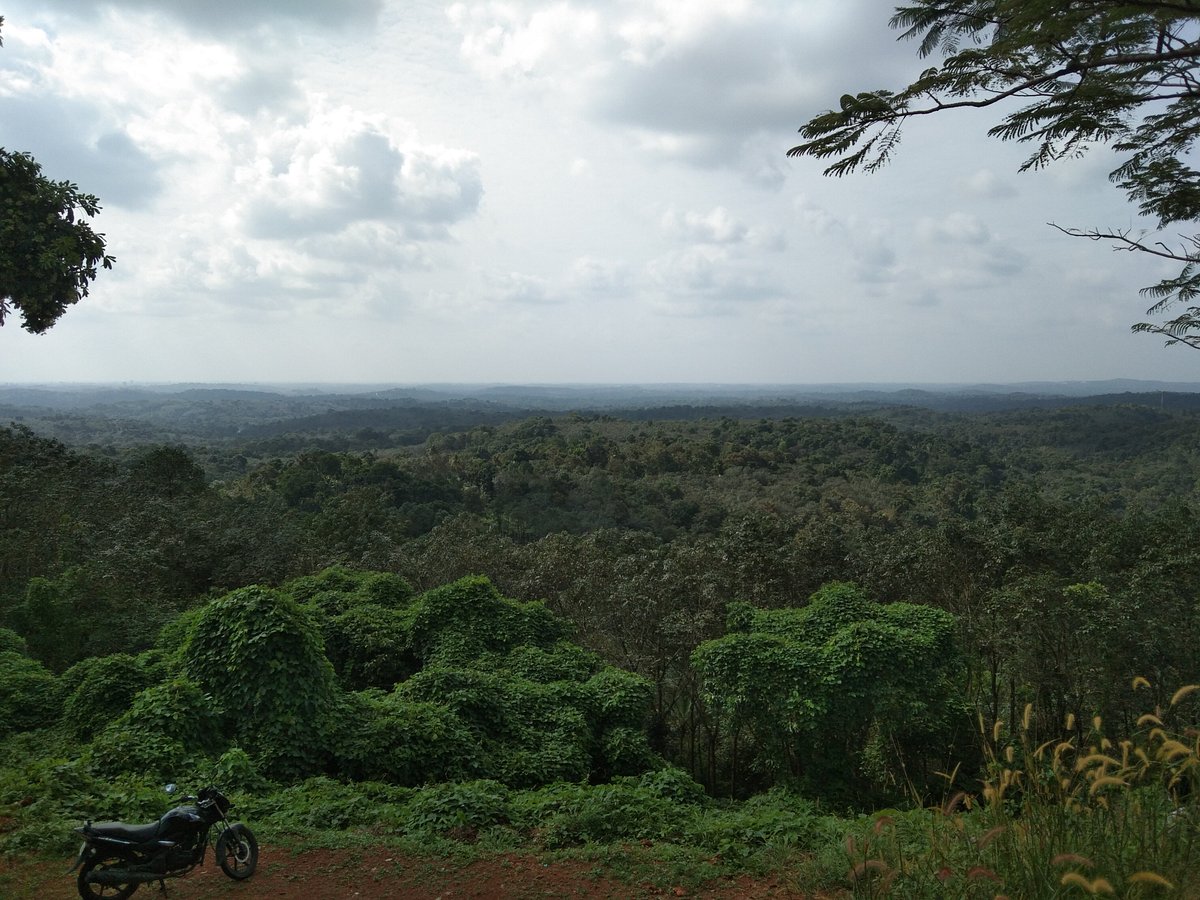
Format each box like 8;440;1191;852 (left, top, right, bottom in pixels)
68;841;91;873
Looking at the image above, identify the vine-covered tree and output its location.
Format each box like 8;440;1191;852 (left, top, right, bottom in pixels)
788;1;1200;348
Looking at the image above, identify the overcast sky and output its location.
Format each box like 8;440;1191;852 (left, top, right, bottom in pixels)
1;0;1196;385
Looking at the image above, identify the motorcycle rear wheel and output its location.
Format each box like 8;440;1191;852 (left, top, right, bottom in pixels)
77;856;138;899
215;823;258;880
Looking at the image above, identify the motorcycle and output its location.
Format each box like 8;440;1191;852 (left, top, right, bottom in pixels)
71;783;258;899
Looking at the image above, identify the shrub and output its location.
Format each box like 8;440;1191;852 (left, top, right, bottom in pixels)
89;677;224;778
0;626;27;655
182;586;339;780
212;746;271;794
500;642;601;684
155;605;206;661
323;603;416;690
406;576;569;667
61;652;164;739
402;779;511;835
335;690;477;785
0;650;61;738
693;581;969;804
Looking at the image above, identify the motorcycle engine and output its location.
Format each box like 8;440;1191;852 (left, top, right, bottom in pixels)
157;805;204;865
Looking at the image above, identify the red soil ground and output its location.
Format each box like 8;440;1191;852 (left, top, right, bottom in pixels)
1;845;833;899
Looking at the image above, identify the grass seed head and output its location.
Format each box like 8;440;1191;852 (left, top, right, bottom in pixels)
1170;684;1198;707
1128;871;1174;889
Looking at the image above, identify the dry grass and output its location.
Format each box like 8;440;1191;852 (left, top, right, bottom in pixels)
844;679;1199;898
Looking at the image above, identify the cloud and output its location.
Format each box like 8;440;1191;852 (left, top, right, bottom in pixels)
646;245;781;314
232;108;483;240
449;0;913;178
916;213;992;245
661;206;748;244
568;256;632;294
959;169;1017;199
71;0;383;35
0;93;163;208
216;64;306;117
485;270;557;306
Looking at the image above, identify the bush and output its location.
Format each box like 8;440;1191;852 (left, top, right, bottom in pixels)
335;690;477;785
89;677;224;778
0;626;27;655
155;606;206;661
61;652;165;739
515;778;682;848
323;604;416;690
183;586;339;780
406;576;569;667
693;581;969;805
0;650;61;738
249;776;408;832
402;780;511;835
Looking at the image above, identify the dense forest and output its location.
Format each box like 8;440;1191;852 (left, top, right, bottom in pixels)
2;386;1198;895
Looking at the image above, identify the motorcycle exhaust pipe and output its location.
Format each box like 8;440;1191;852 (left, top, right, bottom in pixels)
86;868;167;887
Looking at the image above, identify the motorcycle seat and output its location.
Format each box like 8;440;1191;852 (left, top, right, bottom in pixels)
85;820;163;843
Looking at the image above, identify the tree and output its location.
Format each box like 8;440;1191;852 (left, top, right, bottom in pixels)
788;1;1200;348
0;15;114;334
0;149;115;334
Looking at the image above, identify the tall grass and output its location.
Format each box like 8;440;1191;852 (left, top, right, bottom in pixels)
845;680;1199;898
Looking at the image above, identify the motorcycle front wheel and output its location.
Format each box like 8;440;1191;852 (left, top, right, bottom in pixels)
215;823;258;880
77;856;138;900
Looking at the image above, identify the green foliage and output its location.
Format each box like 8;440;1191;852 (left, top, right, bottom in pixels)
396;667;593;787
0;626;26;655
498;642;601;684
0;758;172;854
182;586;339;779
155;606;205;661
89;677;223;778
322;603;417;691
0;650;60;738
5;575;85;671
683;790;840;864
128;445;206;497
334;690;476;784
406;576;570;667
60;652;166;739
212;746;271;794
403;779;511;834
788;1;1200;346
243;776;411;833
0;148;114;334
693;582;969;804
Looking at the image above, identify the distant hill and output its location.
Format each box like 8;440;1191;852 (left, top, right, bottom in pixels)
3;382;1200;448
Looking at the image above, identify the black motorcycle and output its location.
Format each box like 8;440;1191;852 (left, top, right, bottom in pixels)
71;784;258;899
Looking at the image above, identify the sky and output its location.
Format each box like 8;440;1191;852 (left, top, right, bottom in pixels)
1;0;1197;385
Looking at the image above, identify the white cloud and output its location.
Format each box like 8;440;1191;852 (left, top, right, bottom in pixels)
232;109;482;240
959;169;1018;199
448;0;908;179
661;206;748;244
485;270;557;306
568;256;632;294
61;0;383;36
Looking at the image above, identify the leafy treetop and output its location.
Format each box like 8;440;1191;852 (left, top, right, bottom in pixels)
0;149;115;334
788;1;1200;348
